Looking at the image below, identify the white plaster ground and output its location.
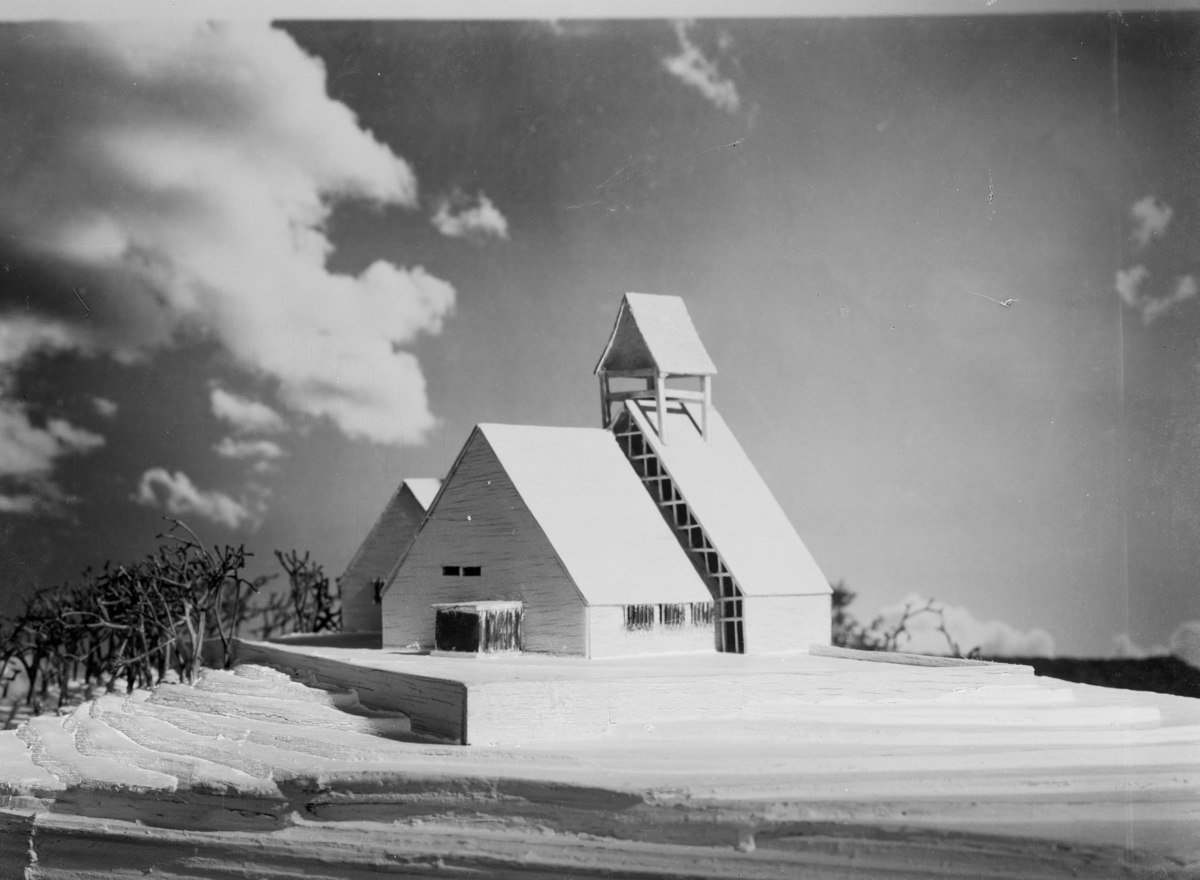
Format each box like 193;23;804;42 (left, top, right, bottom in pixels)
1;657;1198;878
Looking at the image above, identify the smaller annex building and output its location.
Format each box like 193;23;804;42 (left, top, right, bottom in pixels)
381;424;714;657
340;478;441;633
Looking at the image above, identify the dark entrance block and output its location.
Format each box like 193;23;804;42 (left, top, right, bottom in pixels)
432;601;523;654
435;609;481;652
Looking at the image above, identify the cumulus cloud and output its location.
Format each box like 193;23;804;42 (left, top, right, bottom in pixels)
133;467;258;529
213;437;285;461
92;397;118;418
0;22;454;446
1130;195;1173;249
210;388;287;435
871;593;1055;658
0;408;106;511
1110;633;1149;659
662;20;740;114
1141;275;1197;324
1116;265;1148;309
431;192;509;241
1108;632;1168;659
1170;620;1200;668
0;317;105;512
1115;267;1196;325
0;494;41;514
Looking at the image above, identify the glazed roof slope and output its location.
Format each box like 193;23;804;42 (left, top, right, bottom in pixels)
473;423;711;607
595;292;718;376
623;400;830;598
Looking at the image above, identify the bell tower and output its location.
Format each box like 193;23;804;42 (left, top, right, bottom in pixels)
594;293;717;444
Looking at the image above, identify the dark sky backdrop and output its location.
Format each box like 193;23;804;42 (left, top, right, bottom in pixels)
0;13;1198;657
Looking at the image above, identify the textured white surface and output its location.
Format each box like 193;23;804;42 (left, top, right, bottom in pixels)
2;657;1198;877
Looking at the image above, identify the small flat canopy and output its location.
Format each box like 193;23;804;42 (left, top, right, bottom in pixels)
431;601;522;611
595;292;718;376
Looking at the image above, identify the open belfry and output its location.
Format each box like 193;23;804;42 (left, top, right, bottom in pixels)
597;293;830;654
353;293;830;656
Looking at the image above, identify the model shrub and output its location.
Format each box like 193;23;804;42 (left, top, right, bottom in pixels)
0;519;341;725
830;580;977;657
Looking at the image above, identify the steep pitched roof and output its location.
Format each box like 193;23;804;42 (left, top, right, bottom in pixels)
343;479;441;581
341;478;442;632
622;400;829;598
595;292;718;376
463;423;710;607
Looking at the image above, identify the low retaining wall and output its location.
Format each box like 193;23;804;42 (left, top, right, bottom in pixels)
235;639;467;742
235;639;1041;746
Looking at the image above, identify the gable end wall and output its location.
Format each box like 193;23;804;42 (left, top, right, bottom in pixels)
383;431;586;654
342;487;427;633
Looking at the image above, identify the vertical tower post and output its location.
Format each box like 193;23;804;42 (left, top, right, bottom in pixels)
598;373;611;428
595;293;715;445
655;370;667;444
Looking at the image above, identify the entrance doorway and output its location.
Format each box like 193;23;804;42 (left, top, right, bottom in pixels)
433;601;522;653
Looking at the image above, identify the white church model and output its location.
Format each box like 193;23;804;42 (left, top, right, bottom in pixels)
346;293;831;657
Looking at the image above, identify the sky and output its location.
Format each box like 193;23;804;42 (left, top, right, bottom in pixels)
0;12;1197;658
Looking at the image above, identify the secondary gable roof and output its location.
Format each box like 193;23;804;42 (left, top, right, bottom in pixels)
595;292;718;376
342;478;442;583
341;477;443;631
622;400;830;598
402;477;442;511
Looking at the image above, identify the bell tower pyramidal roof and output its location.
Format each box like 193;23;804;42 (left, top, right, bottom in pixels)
595;293;716;444
594;292;717;376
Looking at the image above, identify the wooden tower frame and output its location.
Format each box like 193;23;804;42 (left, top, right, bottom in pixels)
612;407;745;652
595;293;717;445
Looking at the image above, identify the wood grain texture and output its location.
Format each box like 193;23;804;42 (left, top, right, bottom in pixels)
741;594;831;653
383;428;588;655
2;654;1197;877
625;400;830;600
587;605;714;658
594;292;718;377
340;479;440;633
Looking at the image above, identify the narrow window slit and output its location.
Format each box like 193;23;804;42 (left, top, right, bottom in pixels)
690;602;714;627
624;604;654;631
658;603;686;628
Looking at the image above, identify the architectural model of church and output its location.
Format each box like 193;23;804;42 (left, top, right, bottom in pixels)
344;293;831;657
